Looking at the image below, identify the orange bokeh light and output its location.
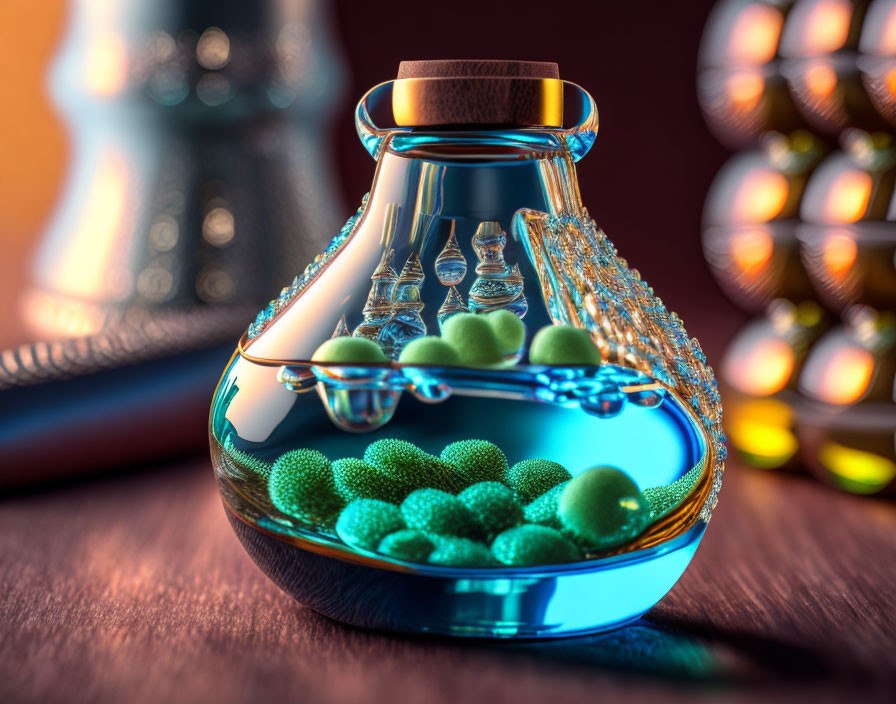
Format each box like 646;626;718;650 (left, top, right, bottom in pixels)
730;3;785;64
811;345;874;404
822;233;858;277
825;169;873;223
731;228;774;274
726;336;795;396
727;70;765;111
805;62;838;98
887;68;896;97
734;168;789;222
804;0;852;54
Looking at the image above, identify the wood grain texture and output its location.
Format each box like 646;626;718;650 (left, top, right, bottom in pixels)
2;456;894;704
393;60;563;127
397;60;560;79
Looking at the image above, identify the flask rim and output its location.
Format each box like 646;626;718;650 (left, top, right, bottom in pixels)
355;79;599;162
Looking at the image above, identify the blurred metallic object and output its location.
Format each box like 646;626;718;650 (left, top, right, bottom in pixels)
1;0;348;487
703;130;827;310
857;0;896;126
793;131;896;494
798;130;896;309
25;0;345;340
721;299;828;470
795;307;896;493
701;0;896;495
780;0;892;134
698;0;806;147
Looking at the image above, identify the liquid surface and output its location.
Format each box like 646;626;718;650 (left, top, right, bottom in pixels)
211;359;708;568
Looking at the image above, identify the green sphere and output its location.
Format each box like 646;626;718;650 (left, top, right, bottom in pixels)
484;309;526;356
440;439;509;485
335;499;405;550
528;325;601;366
523;481;569;529
398;336;461;365
506;458;572;502
427;535;496;567
311;336;388;363
400;488;481;539
268;449;344;526
441;313;503;366
332;457;406;504
558;466;650;550
363;438;457;493
458;482;523;540
491;524;581;566
377;529;435;563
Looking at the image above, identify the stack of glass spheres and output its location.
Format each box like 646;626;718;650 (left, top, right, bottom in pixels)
699;0;896;495
210;61;725;637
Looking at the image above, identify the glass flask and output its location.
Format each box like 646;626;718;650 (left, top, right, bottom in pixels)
210;61;725;638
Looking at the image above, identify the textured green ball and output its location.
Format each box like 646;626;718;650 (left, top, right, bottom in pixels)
523;481;569;529
491;524;581;566
400;488;481;539
458;482;523;540
427;535;496;567
268;449;344;526
398;336;461;365
528;325;601;366
332;457;406;504
441;313;503;366
311;336;387;363
223;437;272;478
364;438;457;493
335;498;405;550
485;309;526;356
558;466;650;550
506;458;572;502
377;529;435;563
440;439;509;485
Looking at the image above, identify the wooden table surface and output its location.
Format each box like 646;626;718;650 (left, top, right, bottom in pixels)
2;450;894;703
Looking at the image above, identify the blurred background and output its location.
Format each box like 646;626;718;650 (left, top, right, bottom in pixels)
0;0;893;494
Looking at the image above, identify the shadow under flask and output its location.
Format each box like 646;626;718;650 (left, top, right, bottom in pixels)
210;60;726;638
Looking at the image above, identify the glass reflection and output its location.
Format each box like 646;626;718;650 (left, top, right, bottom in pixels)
24;0;347;341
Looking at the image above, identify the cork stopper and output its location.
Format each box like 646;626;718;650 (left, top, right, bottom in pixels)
392;60;563;128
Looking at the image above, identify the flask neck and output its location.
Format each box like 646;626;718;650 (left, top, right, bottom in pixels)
365;140;585;231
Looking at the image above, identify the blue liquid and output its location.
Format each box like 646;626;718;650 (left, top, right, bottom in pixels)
210;356;708;637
